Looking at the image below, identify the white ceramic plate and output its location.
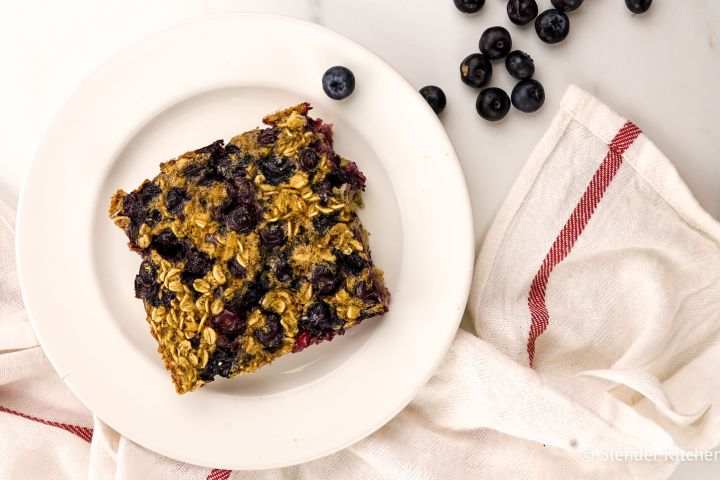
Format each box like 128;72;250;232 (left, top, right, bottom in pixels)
16;15;473;470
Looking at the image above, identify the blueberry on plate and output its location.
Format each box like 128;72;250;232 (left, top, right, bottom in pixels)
460;53;492;88
479;26;512;60
551;0;584;12
453;0;485;14
507;0;538;26
511;79;545;113
505;50;535;80
322;66;355;100
476;87;511;122
535;9;570;44
625;0;652;14
419;86;447;114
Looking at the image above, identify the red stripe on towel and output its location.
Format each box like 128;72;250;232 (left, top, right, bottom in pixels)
207;469;232;480
0;405;93;442
526;121;642;366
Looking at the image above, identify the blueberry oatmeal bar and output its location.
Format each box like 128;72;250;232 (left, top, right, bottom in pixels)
108;103;390;394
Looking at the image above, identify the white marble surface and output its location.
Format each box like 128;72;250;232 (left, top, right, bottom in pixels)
2;0;718;477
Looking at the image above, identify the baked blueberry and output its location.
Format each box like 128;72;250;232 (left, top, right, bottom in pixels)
476;87;511;122
226;204;257;234
460;53;493;88
199;347;235;380
507;0;538;26
151;229;186;261
535;9;570;44
453;0;485;14
551;0;584;12
505;50;535;80
211;309;247;338
479;26;512;60
419;86;447;114
625;0;652;14
257;128;278;145
298;148;320;171
322;66;355;100
260;222;286;247
511;79;545;113
257;155;295;186
312;265;339;295
254;313;286;352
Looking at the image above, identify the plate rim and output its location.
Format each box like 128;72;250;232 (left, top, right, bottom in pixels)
16;13;475;469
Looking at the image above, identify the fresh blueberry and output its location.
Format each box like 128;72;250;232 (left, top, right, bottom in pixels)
479;26;512;60
476;87;511;122
551;0;584;11
460;53;493;88
322;66;355;100
507;0;538;26
535;9;570;44
505;50;535;80
419;86;447;114
453;0;485;14
625;0;652;14
511;79;545;113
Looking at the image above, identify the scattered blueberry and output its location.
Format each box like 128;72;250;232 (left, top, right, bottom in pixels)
354;280;380;304
460;53;493;88
453;0;485;14
322;66;355;100
535;9;570;44
551;0;584;12
625;0;652;14
505;50;535;80
419;86;447;115
507;0;538;26
476;87;511;121
479;26;513;60
511;79;545;113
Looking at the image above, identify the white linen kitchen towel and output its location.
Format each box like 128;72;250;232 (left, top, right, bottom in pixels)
1;85;718;479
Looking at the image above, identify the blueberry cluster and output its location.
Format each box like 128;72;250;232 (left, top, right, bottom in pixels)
459;26;545;121
444;0;652;121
